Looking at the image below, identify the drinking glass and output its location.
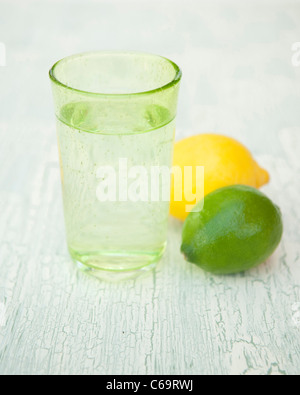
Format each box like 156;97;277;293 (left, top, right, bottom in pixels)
49;51;181;278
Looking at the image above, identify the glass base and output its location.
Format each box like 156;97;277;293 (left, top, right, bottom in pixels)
70;247;165;281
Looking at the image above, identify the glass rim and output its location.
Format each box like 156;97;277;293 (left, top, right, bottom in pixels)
49;51;182;98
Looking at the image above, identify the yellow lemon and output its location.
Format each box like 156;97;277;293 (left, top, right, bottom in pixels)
170;134;270;221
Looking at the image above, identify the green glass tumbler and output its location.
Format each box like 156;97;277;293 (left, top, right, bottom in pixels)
49;51;182;278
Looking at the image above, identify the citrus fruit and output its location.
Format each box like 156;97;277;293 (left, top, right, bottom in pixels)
171;134;270;221
181;185;283;274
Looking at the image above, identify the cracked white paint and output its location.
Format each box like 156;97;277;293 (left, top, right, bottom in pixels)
0;0;300;375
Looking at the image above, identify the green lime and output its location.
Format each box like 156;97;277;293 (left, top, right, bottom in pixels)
181;185;283;274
